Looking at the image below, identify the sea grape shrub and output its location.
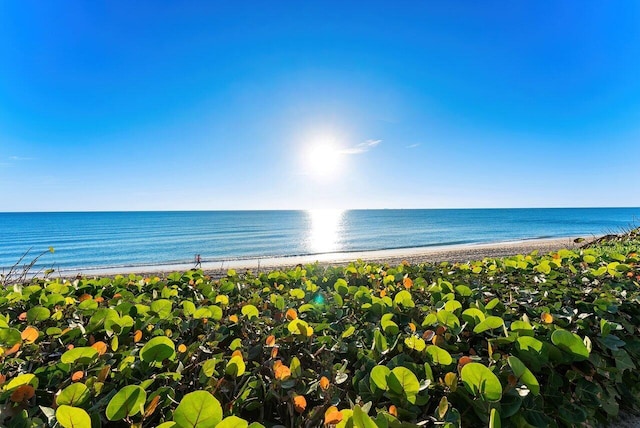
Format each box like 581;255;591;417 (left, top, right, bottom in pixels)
0;245;637;427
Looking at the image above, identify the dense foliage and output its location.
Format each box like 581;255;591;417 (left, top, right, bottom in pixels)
0;237;639;427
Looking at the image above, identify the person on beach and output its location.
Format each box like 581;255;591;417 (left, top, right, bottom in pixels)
195;254;202;268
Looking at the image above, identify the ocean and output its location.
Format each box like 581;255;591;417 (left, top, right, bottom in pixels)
0;208;638;272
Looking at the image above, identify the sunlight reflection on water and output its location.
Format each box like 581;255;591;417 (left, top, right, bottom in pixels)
306;209;345;254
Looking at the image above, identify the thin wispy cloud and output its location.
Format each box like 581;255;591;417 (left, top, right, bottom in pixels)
9;156;34;161
340;139;382;155
406;143;420;149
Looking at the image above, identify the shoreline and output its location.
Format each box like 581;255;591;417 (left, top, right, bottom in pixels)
62;235;588;277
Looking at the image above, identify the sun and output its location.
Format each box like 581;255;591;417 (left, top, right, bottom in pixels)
304;142;343;179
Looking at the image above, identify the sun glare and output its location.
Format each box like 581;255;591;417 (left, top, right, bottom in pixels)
304;142;343;179
306;209;344;253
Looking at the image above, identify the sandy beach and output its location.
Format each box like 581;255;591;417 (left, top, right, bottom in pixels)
64;235;588;278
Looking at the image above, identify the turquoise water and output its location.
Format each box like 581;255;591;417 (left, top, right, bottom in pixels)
0;208;638;271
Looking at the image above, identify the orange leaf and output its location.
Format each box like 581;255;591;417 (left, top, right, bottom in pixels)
133;330;143;343
273;360;282;371
21;326;39;344
379;289;387;298
232;350;243;358
5;343;21;356
389;405;398;417
541;312;553;324
271;347;279;359
229;315;239;323
293;395;306;413
275;364;291;380
403;277;413;289
144;395;160;418
94;297;104;303
0;374;6;386
10;385;35;402
423;330;435;341
319;376;330;391
113;293;122;299
458;356;473;368
91;341;108;356
324;407;343;425
408;322;416;333
18;312;27;321
71;371;84;382
78;294;92;302
66;344;74;350
178;344;187;353
285;308;297;321
265;335;276;347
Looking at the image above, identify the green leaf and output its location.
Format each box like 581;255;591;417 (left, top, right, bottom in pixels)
289;289;305;299
241;304;259;319
387;366;420;403
393;290;414;307
404;335;426;352
550;329;589;361
56;405;91;428
290;356;302;378
0;327;22;347
225;355;246;377
473;316;505;333
426;345;453;366
437;310;460;331
507;356;540;395
150;299;173;319
215;416;249;428
352;405;378;428
57;383;90;406
369;365;391;391
489;408;501;428
381;314;399;335
460;363;502;402
3;373;38;391
373;329;388;353
342;325;356;338
334;278;348;296
27;306;50;323
173;391;223;428
140;336;176;363
60;347;99;365
105;385;147;420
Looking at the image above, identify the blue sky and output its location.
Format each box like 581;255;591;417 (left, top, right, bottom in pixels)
1;1;639;211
